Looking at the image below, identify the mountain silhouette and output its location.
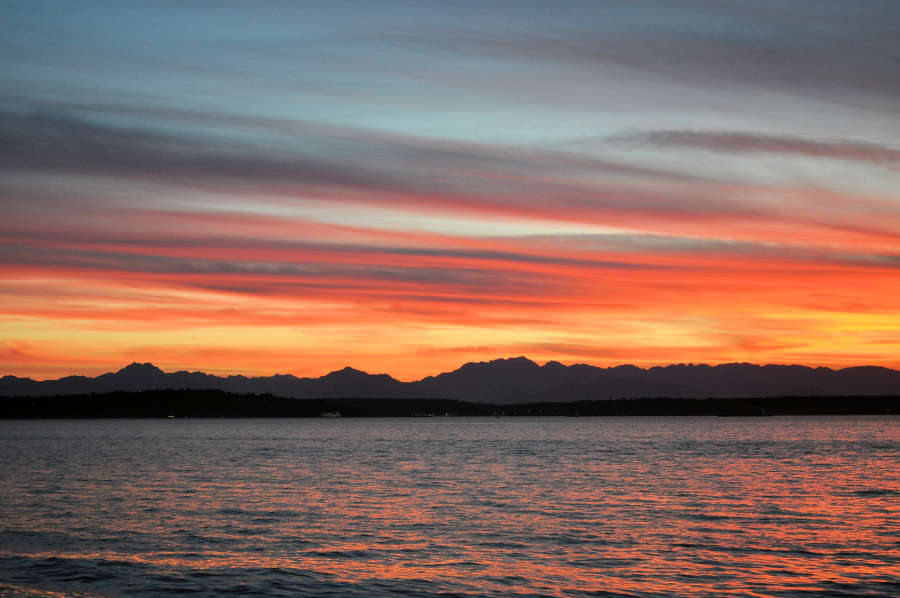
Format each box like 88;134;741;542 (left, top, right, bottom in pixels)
2;357;899;403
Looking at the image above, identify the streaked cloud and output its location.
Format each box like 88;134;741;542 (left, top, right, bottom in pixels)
2;0;899;379
612;130;900;164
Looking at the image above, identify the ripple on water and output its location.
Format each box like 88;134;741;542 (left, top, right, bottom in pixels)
0;417;898;598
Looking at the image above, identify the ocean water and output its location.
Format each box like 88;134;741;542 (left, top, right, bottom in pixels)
0;417;898;597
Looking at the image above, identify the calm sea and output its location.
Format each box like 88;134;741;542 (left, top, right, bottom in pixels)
0;417;898;597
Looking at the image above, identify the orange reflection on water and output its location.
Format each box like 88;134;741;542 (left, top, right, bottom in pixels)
2;418;898;597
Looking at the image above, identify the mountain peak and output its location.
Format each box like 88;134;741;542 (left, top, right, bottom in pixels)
504;356;538;365
325;366;369;378
116;362;164;376
459;356;539;371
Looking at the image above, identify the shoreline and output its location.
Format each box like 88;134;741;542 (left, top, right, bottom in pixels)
3;389;898;418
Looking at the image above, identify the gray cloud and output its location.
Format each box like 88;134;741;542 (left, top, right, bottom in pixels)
5;223;897;281
0;106;756;223
612;130;900;164
512;232;900;270
0;103;691;185
0;110;395;190
0;104;690;191
374;2;900;105
0;242;570;297
0;227;669;272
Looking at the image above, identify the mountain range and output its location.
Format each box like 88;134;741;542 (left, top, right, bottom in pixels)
3;358;900;403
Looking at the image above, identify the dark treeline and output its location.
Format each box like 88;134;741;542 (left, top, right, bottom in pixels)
1;389;898;418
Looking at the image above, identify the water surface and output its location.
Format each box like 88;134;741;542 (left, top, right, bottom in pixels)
1;417;898;597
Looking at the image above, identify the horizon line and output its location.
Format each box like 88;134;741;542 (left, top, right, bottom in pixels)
4;357;897;383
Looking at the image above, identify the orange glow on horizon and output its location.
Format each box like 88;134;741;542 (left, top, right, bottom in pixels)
3;139;900;382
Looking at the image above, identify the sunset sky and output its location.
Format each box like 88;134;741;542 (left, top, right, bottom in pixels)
2;1;900;380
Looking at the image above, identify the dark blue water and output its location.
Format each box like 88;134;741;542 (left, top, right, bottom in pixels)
1;417;898;597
